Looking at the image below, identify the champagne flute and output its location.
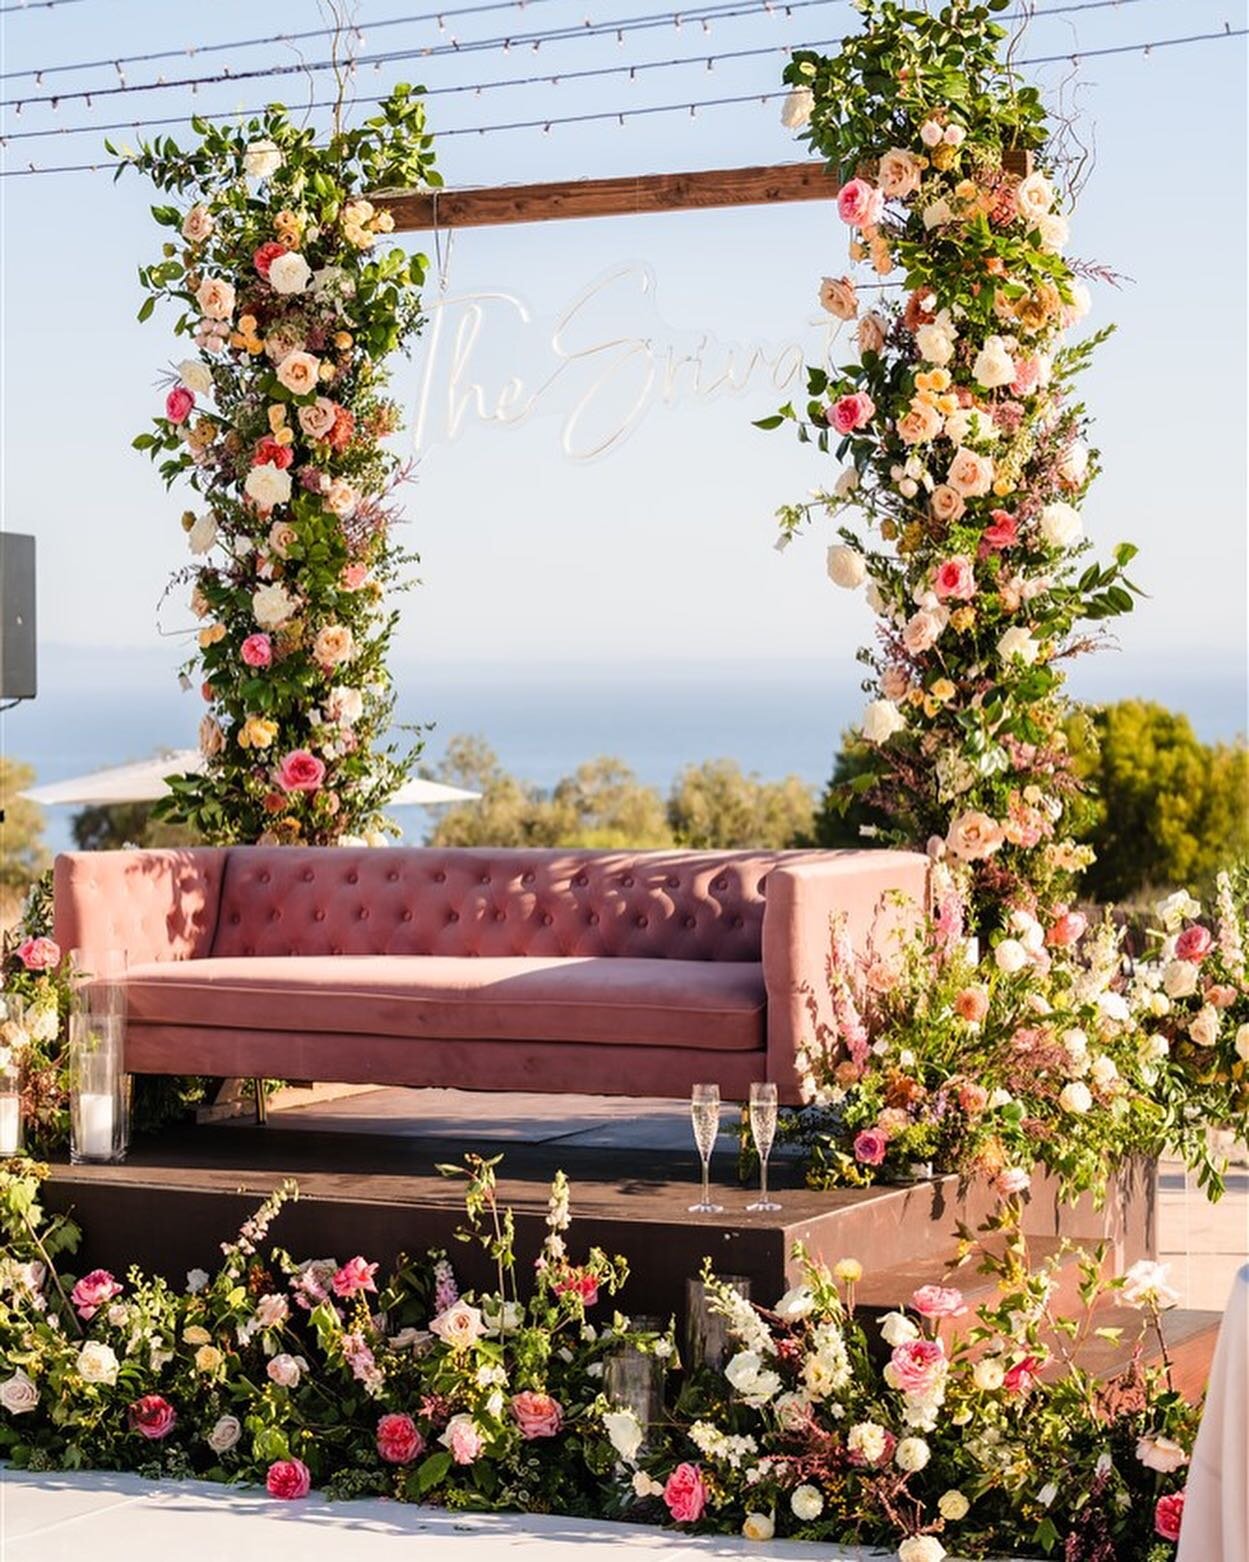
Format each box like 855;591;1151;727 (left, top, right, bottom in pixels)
746;1081;780;1212
689;1084;723;1214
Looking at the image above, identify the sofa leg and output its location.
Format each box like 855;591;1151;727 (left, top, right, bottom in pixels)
254;1080;268;1126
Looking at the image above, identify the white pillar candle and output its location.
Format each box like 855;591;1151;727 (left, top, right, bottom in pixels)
0;1096;19;1155
76;1091;115;1159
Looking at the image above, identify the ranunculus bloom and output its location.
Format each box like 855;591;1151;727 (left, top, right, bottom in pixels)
933;556;976;601
1002;1354;1044;1395
253;436;294;470
1046;909;1088;947
376;1412;424;1464
886;1338;947;1395
836;177;884;230
954;986;990;1024
829;391;875;434
277;749;326;794
71;1269;121;1321
240;634;272;669
128;1394;177;1440
663;1462;708;1525
253;241;289;279
911;1285;966;1319
266;1457;311;1500
165;387;195;424
853;1128;888;1166
17;936;60;971
1174;924;1213;962
511;1390;564;1440
1154;1491;1184;1541
331;1255;378;1297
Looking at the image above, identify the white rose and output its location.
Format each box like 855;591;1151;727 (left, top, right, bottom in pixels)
915;320;957;366
602;1407;644;1464
780;86;814;130
244;463;293;510
76;1341;119;1385
790;1484;824;1520
1136;1435;1189;1474
919;119;944;148
1235;1024;1249;1062
1162;960;1199;999
178;359;213;397
268;251;312;295
326;686;364;727
898;1538;946;1562
973;1358;1004;1391
0;1369;39;1414
862;699;906;745
879;1311;919;1347
1035;210;1069;252
827;544;867;590
187;513;218;556
1058;440;1089;486
1098;991;1130;1023
267;1352;303;1388
252;582;297;630
1016;170;1055;221
429;1302;486;1351
1059;1080;1093;1115
938;1490;970;1521
895;1436;931;1473
972;335;1016;389
743;1512;776;1540
243;138;282;179
998;626;1039;665
922;198;953;230
995;938;1029;975
773;1284;816;1321
1039;501;1082;549
207;1414;242;1453
1189;1004;1221;1048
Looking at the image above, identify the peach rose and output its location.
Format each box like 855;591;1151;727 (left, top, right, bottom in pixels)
313;624;355;666
946;447;995;498
275;350;320;396
946;810;1005;862
902;608;944;656
182;204;214;243
930;484;966;525
955;986;990;1024
897;401;943;445
857;310;887;356
195;276;236;321
819;275;858;320
877;147;922;199
324;478;359;517
298;397;338;440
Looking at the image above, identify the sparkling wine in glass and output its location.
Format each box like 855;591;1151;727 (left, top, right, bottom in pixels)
689;1084;723;1214
746;1081;781;1212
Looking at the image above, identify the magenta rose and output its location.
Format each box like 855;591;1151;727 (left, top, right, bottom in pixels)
911;1284;966;1320
376;1412;424;1465
331;1255;378;1298
829;391;875;435
887;1338;947;1395
511;1391;564;1440
853;1128;888;1166
276;749;326;794
836;177;884;230
71;1268;121;1321
663;1462;708;1525
240;633;272;669
933;555;977;601
1175;925;1213;962
1003;1353;1044;1395
165;387;195;424
266;1457;312;1500
17;936;60;972
1154;1491;1184;1542
128;1394;176;1441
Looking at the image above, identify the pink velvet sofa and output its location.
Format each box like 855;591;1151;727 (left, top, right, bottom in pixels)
53;846;929;1104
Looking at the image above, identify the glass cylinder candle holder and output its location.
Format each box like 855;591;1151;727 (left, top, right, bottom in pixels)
68;948;128;1023
685;1275;752;1370
69;1012;128;1165
0;995;27;1155
603;1345;664;1442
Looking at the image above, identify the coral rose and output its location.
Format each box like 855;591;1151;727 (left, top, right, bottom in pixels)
253;436;294;470
240;634;272;669
165;387;195;424
663;1462;708;1525
829;391;875;434
376;1412;424;1465
266;1457;311;1500
71;1269;121;1321
980;509;1018;553
277;749;326;794
253;241;288;279
955;986;990;1024
128;1394;176;1440
17;936;60;971
1046;909;1088;947
511;1390;564;1440
1154;1492;1185;1541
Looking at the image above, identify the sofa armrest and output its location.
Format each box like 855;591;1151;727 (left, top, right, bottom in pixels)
53;849;229;974
761;850;930;1104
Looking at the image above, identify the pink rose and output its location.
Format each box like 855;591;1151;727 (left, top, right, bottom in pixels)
954;986;989;1024
165;386;195;424
887;1338;947;1395
829;391;876;435
341;562;369;590
1154;1492;1184;1542
980;509;1018;554
266;1457;312;1500
128;1394;176;1440
1175;925;1213;963
240;634;272;669
17;936;60;972
933;556;976;601
553;1270;599;1308
1046;908;1088;947
996;1167;1032;1198
836;177;884;230
911;1284;966;1319
1003;1353;1044;1395
277;749;326;794
376;1412;424;1465
298;397;339;441
511;1390;564;1440
444;1415;485;1465
663;1462;708;1525
71;1269;121;1321
853;1128;888;1166
331;1256;378;1298
1010;355;1043;396
1206;984;1238;1008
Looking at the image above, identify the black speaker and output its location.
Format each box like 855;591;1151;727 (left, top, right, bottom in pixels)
0;532;36;702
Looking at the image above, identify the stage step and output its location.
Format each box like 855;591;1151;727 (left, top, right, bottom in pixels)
1060;1303;1222;1403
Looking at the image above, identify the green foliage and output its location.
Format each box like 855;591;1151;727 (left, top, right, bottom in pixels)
0;760;47;898
667;760;816;849
70;801;200;854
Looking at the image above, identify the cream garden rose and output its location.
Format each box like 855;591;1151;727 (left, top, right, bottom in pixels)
244;463;292;510
77;1341;119;1385
915;317;957;366
877;147;922;199
178;358;213;397
998;626;1039;665
827;544;867;589
207;1414;242;1453
194;276;236;321
742;1513;775;1541
275;350;321;396
252;582;297;630
1039;500;1082;549
429;1302;487;1351
313;624;355;667
243;138;283;179
971;334;1016;389
181;204;214;243
268;251;312;295
862;699;906;744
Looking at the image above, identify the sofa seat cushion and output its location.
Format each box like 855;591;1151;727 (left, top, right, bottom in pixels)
123;956;766;1052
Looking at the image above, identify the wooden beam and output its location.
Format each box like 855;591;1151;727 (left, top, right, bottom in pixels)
378;162;837;232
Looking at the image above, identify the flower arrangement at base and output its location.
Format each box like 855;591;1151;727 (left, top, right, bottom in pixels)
765;0;1139;928
117;88;438;844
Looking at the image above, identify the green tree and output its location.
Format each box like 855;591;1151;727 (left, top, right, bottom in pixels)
549;758;672;847
808;734;893;850
71;803;200;853
0;758;47;896
667;759;816;849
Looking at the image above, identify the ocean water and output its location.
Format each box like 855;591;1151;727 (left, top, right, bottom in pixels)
4;644;1245;855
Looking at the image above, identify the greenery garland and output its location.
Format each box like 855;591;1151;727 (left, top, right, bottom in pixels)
118;89;437;844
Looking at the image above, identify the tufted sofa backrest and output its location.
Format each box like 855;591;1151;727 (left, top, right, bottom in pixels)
210;846;813;962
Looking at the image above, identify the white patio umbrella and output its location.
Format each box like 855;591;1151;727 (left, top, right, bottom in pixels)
20;752;480;808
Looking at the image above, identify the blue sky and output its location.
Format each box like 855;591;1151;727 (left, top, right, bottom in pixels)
0;0;1245;795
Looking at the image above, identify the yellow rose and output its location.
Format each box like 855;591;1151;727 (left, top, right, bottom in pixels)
930;679;957;702
198;624;226;649
238;716;279;751
183;1325;212;1345
195;1345;223;1373
950;606;976;632
932;142;958;171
